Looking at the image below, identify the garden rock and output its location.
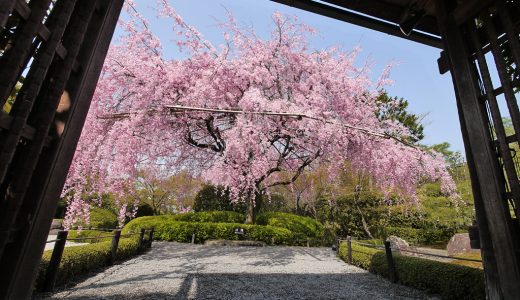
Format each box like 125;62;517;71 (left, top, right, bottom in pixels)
387;235;417;256
447;233;474;256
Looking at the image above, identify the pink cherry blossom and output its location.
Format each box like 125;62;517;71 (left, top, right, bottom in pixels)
62;1;456;227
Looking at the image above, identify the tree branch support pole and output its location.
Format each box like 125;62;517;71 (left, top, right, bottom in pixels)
42;230;68;292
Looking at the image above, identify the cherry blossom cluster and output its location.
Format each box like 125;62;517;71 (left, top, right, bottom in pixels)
62;1;456;228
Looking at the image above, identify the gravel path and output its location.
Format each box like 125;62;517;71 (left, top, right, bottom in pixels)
41;242;438;300
45;235;88;251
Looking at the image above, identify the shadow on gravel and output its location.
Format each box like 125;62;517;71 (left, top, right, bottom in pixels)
41;273;436;300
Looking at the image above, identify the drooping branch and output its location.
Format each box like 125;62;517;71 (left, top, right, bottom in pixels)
263;149;322;190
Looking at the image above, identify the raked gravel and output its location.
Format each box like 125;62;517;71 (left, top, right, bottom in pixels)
40;241;439;300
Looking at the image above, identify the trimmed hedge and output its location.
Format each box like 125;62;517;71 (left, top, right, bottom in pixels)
123;216;296;245
338;242;485;299
37;237;140;290
67;230;114;243
171;211;245;224
255;212;324;239
385;226;455;246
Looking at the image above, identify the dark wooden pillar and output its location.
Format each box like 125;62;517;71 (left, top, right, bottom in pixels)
436;1;520;298
0;1;124;298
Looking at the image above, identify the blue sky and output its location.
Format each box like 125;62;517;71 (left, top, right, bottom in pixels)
120;0;465;153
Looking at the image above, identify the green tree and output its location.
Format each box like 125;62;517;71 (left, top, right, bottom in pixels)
427;142;463;167
375;90;425;143
193;185;246;212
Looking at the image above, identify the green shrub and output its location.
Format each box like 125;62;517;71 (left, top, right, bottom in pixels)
171;211;245;224
338;242;485;299
67;230;115;243
89;207;118;229
135;202;155;218
37;237;140;290
123;216;295;245
384;226;455;246
256;212;324;239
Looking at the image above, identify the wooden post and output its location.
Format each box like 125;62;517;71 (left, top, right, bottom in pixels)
306;238;310;248
347;236;353;264
138;228;145;250
191;233;195;244
384;241;398;283
435;1;520;298
148;228;155;248
109;230;121;265
42;230;68;292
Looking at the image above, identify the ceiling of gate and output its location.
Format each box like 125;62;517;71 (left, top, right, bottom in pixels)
271;0;494;48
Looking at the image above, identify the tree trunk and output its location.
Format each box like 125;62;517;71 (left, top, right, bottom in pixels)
355;203;374;239
295;195;301;215
245;194;255;224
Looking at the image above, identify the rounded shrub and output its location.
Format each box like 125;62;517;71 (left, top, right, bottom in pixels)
135;202;155;218
123;216;294;245
171;211;245;223
89;207;118;229
256;212;324;238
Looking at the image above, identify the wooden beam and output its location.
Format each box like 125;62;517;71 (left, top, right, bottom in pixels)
270;0;443;48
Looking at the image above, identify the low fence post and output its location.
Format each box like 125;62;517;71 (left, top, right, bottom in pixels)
138;228;146;250
148;227;155;248
43;230;69;292
347;236;353;264
191;233;195;244
110;229;121;265
384;241;398;283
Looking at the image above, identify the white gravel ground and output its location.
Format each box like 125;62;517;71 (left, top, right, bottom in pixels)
40;242;438;300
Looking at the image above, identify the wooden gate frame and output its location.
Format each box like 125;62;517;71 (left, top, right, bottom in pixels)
1;0;520;299
0;1;124;299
